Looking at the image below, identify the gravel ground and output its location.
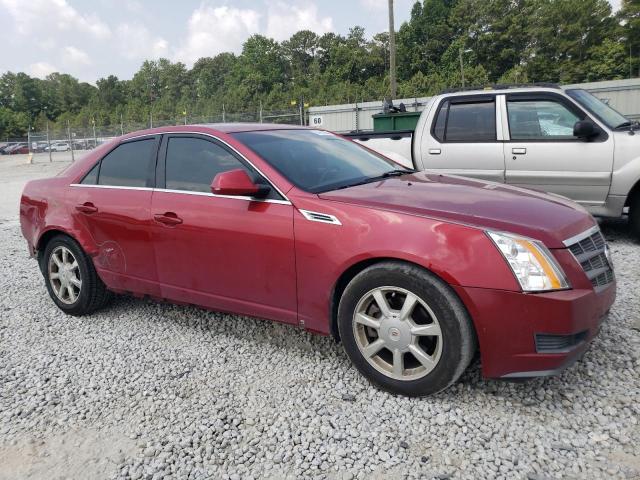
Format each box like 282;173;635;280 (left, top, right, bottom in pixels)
0;156;639;480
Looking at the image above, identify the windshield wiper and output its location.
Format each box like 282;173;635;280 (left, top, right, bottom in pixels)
381;169;415;177
331;169;414;191
614;121;633;130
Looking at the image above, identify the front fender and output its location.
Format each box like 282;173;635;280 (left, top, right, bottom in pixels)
292;199;518;335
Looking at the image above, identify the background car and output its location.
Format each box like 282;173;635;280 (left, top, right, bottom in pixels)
46;142;71;152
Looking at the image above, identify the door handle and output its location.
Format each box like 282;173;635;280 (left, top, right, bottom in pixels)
429;148;441;155
75;202;98;214
154;212;183;226
512;148;527;155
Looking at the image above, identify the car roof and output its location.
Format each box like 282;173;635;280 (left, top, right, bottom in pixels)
196;123;310;133
118;122;311;141
439;86;567;98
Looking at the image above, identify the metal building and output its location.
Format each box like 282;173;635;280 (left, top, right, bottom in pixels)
308;78;640;133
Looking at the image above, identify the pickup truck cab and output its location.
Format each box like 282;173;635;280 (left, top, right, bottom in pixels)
348;85;640;238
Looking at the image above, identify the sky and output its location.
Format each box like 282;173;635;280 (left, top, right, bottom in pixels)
0;0;622;84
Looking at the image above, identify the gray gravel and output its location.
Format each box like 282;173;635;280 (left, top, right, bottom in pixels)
0;157;639;479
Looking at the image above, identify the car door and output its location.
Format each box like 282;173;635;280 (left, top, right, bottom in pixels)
150;133;298;324
67;135;161;296
422;95;506;183
502;92;614;205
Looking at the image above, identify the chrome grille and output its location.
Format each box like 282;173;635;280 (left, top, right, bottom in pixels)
565;228;614;290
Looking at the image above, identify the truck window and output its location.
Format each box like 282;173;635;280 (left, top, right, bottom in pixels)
507;100;580;140
439;100;496;142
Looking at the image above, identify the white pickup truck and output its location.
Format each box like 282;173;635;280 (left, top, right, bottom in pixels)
346;84;640;238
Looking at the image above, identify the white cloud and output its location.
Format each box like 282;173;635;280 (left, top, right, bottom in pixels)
62;46;92;66
174;5;261;65
266;2;333;41
359;0;387;11
28;62;58;79
115;23;169;61
0;0;110;39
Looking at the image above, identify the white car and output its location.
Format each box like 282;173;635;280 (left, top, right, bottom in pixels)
347;84;640;238
46;142;70;152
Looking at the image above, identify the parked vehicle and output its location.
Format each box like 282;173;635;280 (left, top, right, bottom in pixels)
20;124;616;396
346;84;640;238
46;142;71;152
6;143;29;154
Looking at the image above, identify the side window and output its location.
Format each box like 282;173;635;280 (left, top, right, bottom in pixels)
444;100;496;142
81;163;99;185
508;100;580;140
165;137;250;193
433;101;448;142
98;139;155;187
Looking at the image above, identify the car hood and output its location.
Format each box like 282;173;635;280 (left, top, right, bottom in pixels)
318;172;596;248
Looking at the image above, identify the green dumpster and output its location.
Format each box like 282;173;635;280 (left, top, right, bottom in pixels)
372;111;421;132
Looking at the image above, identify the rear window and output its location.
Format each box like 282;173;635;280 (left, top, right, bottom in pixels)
445;101;496;142
98;139;155;187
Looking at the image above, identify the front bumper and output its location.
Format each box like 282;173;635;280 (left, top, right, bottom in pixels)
453;282;616;379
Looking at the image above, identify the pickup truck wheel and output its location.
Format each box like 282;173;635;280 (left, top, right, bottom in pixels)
42;235;112;316
337;261;476;396
630;194;640;240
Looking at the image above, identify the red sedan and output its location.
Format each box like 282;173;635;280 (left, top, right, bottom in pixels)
20;124;616;396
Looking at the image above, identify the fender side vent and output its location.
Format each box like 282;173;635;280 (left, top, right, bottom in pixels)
299;209;342;225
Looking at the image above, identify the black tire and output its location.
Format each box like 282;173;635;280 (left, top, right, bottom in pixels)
41;234;112;316
629;194;640;241
337;261;476;397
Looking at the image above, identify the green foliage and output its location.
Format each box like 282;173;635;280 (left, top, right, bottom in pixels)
0;0;634;139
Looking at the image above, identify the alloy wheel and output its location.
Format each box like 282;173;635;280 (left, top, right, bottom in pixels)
48;245;82;305
352;286;443;381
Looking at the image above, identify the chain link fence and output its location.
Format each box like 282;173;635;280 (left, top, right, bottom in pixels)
1;107;304;163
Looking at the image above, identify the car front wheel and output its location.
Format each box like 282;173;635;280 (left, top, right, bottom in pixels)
337;261;476;396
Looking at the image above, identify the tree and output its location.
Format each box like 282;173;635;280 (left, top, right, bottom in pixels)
618;0;640;76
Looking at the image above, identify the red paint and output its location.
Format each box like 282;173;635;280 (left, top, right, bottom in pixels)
19;125;616;379
211;168;263;196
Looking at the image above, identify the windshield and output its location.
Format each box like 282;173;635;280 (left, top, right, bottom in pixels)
566;89;630;129
233;129;411;193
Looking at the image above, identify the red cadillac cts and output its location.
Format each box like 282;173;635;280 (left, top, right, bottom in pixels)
20;124;616;396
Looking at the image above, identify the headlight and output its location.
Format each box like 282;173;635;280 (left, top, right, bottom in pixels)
487;231;569;292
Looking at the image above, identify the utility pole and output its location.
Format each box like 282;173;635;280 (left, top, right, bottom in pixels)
460;48;466;88
46;121;52;163
388;0;397;99
67;120;75;163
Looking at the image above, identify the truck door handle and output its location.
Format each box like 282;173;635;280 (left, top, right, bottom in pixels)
512;148;527;155
154;212;183;226
429;148;441;155
75;202;98;214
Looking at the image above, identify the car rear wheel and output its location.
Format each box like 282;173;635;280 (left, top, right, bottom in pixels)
42;235;112;316
337;261;476;396
629;193;640;240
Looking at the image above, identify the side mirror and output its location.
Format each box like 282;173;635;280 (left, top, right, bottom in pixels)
573;120;597;140
211;169;270;198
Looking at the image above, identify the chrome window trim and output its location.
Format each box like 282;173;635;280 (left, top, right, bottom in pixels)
69;184;292;205
154;188;292;205
299;209;342;225
562;225;601;247
70;184;152;192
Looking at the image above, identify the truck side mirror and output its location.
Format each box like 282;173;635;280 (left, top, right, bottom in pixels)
573;120;597;140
